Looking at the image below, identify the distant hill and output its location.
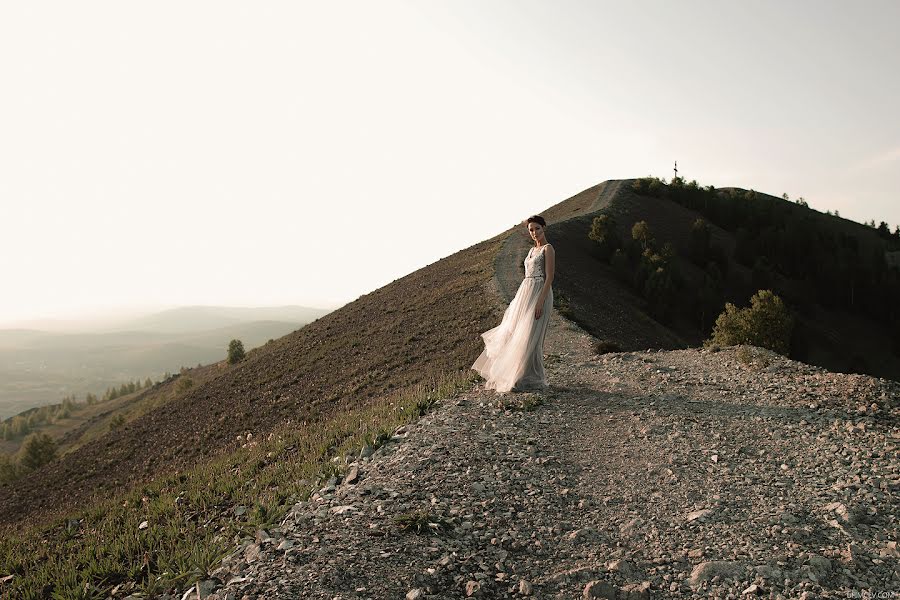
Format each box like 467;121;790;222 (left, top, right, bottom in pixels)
0;304;333;420
109;305;334;333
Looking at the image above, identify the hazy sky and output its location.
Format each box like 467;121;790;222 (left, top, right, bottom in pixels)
2;1;898;327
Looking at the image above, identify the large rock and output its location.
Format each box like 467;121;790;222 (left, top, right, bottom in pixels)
688;560;745;586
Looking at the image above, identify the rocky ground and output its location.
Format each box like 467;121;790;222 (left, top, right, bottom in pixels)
181;309;900;600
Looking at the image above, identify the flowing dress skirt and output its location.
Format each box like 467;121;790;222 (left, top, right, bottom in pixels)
472;277;552;393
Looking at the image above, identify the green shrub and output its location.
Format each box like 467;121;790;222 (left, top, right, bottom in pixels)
0;453;21;484
228;339;246;364
18;432;58;471
706;289;794;355
632;221;654;252
176;376;194;394
109;413;126;431
689;218;711;266
588;214;621;261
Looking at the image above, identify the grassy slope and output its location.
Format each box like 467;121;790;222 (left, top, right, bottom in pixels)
0;233;508;528
0;362;232;458
0;319;310;420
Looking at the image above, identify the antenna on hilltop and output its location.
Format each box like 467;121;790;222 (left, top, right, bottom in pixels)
674;160;678;180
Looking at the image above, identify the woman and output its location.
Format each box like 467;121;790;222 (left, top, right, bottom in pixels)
472;215;555;393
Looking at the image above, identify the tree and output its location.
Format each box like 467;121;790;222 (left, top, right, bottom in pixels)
688;218;711;266
632;221;654;252
588;214;621;261
228;339;246;364
706;289;794;355
18;433;58;471
0;454;20;484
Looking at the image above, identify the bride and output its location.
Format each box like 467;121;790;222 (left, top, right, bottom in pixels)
472;215;555;393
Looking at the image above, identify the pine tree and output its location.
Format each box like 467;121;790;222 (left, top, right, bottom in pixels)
228;339;246;364
18;433;58;471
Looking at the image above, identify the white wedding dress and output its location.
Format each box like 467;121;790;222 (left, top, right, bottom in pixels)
472;243;553;393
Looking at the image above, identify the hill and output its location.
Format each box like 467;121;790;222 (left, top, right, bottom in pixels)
0;233;508;526
3;177;899;525
0;316;320;420
1;178;898;598
543;178;900;381
107;305;333;334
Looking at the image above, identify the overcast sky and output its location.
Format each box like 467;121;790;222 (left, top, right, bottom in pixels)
2;0;898;328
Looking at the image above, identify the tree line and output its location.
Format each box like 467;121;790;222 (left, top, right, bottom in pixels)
627;176;900;352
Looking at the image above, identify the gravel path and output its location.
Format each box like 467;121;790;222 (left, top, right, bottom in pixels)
203;308;899;600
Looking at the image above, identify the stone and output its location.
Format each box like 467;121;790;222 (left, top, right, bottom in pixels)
243;543;261;563
607;559;640;579
518;579;533;595
689;561;744;586
620;581;651;600
583;580;616;599
685;509;714;523
345;466;360;484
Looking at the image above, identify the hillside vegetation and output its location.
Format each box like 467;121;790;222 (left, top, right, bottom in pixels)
548;177;900;381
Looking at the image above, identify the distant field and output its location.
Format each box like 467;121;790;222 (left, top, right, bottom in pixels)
0;319;307;420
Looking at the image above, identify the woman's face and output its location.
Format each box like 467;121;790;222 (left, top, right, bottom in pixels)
528;222;544;242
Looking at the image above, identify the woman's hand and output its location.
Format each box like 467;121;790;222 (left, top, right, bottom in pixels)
534;303;543;320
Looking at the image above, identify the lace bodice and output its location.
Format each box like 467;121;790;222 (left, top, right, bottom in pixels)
524;244;550;278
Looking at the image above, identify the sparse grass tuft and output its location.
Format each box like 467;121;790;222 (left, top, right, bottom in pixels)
393;508;454;535
736;345;771;369
497;393;544;412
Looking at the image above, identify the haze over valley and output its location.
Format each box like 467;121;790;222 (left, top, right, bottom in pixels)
0;304;331;420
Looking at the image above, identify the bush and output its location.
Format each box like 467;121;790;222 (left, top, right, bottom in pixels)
632;221;654;252
176;376;194;394
0;454;21;484
18;432;58;471
706;290;794;355
688;218;711;266
588;214;621;261
109;413;126;431
228;339;246;364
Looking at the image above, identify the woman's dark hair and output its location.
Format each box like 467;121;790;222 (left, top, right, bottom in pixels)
526;215;546;227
